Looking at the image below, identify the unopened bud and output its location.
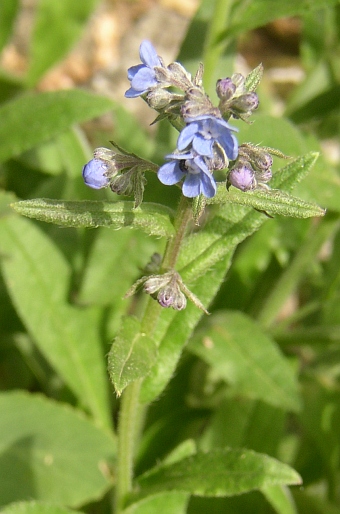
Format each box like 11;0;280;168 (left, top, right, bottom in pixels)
228;164;256;192
231;92;259;116
216;78;236;101
157;284;187;310
82;159;110;189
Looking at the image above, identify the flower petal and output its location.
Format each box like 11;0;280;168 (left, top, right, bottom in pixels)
127;64;144;81
158;161;184;185
218;131;238;160
139;40;161;68
125;87;143;98
131;67;157;91
177;122;199;151
82;159;110;189
182;174;201;197
192;134;214;157
200;171;217;198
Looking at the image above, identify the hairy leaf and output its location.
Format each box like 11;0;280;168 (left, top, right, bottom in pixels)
11;199;175;238
0;502;84;514
108;317;158;396
188;311;301;412
0;90;114;163
0;216;111;429
135;448;301;498
208;185;325;218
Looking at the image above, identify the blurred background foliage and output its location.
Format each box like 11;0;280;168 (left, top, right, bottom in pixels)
1;1;340;513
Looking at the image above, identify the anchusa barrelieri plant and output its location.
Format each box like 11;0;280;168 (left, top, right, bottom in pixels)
82;40;287;313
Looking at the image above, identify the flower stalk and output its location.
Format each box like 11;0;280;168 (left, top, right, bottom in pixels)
114;193;195;512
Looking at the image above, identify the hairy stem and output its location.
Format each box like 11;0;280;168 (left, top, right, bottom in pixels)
114;194;192;513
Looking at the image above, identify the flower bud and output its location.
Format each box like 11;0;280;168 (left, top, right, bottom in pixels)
181;87;219;120
143;274;168;294
82;159;110;189
227;164;256;192
146;88;177;110
157;284;187;310
230;92;259;116
110;169;135;196
216;78;236;101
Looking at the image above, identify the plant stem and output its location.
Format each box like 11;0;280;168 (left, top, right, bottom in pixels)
162;194;192;270
115;378;142;513
202;0;234;92
114;194;192;513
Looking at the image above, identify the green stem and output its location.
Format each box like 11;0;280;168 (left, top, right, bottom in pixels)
115;378;142;513
114;195;192;513
256;216;339;329
202;0;234;92
162;194;192;270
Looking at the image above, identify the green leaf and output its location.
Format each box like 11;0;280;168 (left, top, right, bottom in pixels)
261;485;298;514
0;216;111;429
0;90;114;163
223;0;340;38
135;448;301;498
11;199;175;238
188;311;301;412
238;116;340;211
201;398;286;458
122;492;189;514
288;84;340;124
0;391;115;508
141;152;319;403
0;502;83;514
27;0;99;85
0;0;20;52
78;228;158;306
108;317;158;396
208;186;325;218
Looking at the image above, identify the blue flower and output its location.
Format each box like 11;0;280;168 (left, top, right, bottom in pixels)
82;159;110;189
125;40;162;98
178;115;238;160
158;152;217;198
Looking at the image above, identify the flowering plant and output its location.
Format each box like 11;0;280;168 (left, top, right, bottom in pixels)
2;2;339;514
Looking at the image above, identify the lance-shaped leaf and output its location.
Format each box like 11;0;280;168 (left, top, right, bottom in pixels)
108;317;158;397
0;215;111;429
141;153;319;403
134;448;301;499
208;185;325;218
0;0;20;52
0;502;85;514
0;391;115;508
0;90;114;163
188;311;301;412
221;0;340;38
122;492;189;514
11;199;175;238
27;0;99;85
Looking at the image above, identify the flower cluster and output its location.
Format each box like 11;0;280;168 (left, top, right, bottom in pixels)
80;40;283;315
125;268;209;314
227;144;274;192
82;144;158;207
82;40;267;201
123;41;241;198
